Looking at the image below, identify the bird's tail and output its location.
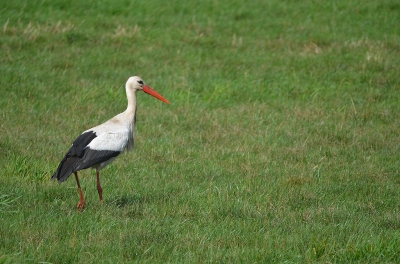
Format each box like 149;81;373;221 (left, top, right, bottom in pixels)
52;156;79;182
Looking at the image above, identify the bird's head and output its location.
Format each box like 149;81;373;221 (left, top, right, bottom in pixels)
126;76;170;104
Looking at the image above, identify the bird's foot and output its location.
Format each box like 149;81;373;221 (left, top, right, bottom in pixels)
77;200;85;210
100;199;103;206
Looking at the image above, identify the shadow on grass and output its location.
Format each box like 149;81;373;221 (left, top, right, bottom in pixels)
110;194;145;208
109;189;177;208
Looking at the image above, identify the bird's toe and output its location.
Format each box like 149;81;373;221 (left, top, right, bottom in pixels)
77;200;85;210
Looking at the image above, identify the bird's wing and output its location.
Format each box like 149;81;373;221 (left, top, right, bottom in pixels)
52;127;128;182
73;127;129;170
52;131;97;181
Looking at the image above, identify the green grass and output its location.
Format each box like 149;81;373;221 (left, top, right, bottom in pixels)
1;0;400;262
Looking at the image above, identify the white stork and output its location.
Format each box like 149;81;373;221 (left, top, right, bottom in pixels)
52;76;170;210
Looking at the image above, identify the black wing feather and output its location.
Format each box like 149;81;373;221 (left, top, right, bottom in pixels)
69;131;97;157
75;148;120;172
52;131;99;182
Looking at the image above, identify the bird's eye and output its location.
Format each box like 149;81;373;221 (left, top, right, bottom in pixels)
137;80;144;85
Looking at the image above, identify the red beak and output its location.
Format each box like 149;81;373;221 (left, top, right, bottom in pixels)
142;85;170;104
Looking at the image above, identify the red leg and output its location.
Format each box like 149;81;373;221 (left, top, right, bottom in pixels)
96;169;103;205
74;172;85;210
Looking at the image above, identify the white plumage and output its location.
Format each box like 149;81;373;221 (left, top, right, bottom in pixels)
86;120;131;152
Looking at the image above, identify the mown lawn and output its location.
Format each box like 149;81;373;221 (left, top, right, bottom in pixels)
1;0;399;262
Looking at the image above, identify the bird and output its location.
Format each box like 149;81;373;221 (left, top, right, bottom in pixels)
52;76;170;210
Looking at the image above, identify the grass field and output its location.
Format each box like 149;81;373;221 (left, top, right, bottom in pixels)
1;0;400;262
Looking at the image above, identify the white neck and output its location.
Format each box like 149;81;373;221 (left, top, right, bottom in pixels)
125;85;137;117
124;84;137;151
